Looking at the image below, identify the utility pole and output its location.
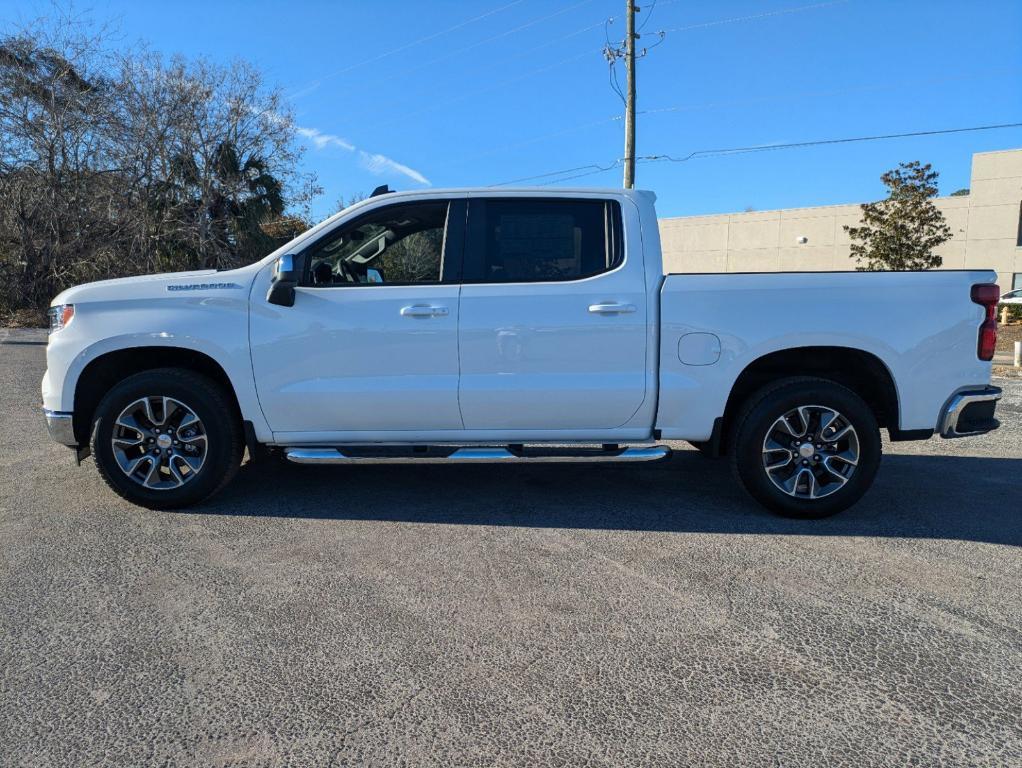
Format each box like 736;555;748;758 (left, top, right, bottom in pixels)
623;0;637;189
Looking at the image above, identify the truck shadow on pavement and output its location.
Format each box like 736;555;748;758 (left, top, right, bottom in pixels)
210;451;1022;547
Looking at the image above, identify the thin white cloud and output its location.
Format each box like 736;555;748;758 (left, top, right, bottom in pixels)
296;126;355;151
295;123;430;186
358;151;431;186
258;106;431;187
288;81;321;101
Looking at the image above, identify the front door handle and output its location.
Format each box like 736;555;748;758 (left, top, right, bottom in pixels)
400;305;449;318
588;302;637;315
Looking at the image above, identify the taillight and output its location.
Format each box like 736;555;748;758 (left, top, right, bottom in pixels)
970;283;999;361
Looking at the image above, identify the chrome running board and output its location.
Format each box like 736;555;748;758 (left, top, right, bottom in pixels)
284;445;672;465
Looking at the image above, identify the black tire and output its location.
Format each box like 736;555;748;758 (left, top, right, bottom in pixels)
90;368;243;510
730;377;881;519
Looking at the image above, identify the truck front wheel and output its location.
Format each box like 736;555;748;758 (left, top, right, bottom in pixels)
90;368;243;510
731;377;881;518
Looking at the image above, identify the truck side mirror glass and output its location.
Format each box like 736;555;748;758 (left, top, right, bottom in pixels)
267;253;301;307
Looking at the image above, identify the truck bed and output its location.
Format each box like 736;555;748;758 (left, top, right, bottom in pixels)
655;269;996;441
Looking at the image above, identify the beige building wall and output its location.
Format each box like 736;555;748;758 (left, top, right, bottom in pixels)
658;149;1022;291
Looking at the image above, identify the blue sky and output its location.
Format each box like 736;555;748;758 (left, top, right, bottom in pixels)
4;0;1022;220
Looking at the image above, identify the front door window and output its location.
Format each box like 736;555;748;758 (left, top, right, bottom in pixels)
306;201;449;286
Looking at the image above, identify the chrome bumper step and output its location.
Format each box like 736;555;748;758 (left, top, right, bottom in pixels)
939;386;1002;438
284;445;672;465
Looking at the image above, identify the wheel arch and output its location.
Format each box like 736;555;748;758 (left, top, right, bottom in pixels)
711;346;900;456
72;346;244;446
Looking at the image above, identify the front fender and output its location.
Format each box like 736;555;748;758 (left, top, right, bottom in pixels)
44;296;271;442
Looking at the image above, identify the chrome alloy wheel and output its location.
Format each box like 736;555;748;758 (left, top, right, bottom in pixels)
761;405;859;500
110;396;207;489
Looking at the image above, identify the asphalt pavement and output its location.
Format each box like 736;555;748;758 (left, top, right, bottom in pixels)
1;332;1020;767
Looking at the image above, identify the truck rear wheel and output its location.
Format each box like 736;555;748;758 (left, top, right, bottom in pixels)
731;377;881;518
90;368;243;510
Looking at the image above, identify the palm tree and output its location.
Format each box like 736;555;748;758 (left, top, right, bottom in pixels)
155;140;288;269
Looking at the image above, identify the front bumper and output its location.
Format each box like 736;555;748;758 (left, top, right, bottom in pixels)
939;386;1001;438
43;409;76;446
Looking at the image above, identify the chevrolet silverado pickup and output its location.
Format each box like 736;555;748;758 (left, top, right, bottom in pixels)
42;187;1003;517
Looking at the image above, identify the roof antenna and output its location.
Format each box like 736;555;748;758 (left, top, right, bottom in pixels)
370;184;393;197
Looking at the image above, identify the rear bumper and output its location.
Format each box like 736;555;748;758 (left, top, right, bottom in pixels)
939;386;1001;438
43;409;76;446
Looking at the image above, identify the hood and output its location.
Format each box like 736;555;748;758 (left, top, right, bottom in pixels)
51;268;256;305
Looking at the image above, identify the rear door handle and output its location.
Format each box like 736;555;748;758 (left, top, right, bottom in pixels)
400;305;449;318
588;302;637;314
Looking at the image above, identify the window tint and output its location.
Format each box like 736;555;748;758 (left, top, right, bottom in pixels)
306;201;449;286
467;199;622;283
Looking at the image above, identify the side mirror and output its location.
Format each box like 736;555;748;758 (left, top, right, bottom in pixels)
267;253;300;307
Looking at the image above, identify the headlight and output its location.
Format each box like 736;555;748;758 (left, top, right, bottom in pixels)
47;304;74;334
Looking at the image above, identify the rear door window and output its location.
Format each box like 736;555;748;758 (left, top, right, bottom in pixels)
463;198;623;283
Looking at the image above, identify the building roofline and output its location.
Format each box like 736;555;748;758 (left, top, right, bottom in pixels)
658;193;974;222
971;146;1022;157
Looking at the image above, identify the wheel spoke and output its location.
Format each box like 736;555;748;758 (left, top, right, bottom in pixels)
142;458;162;488
795;407;815;435
822;424;853;443
818;408;840;435
166;457;186;486
141;397;159;426
765;454;792;471
115;410;151;437
176;451;203;471
829;449;858;467
121;454;148;476
762;437;792;471
177;411;200;430
781;467;817;498
820;458;850;486
774;411;807;438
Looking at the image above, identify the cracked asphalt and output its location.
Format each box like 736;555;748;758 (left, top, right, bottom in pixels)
1;331;1021;767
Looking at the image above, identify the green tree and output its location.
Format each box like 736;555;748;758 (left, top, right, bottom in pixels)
844;161;952;271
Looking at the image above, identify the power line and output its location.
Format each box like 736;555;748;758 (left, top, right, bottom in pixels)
314;0;596;95
644;122;1022;163
637;0;658;32
661;0;851;34
458;67;1020;166
638;67;1022;118
509;19;606;60
493;160;623;186
537;163;623;185
308;1;603;129
313;0;850;135
493;121;1022;186
444;0;596;58
293;0;530;89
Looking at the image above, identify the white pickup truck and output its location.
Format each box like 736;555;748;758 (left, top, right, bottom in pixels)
42;187;1002;517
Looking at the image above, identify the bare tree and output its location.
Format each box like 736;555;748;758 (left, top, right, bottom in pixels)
0;14;319;323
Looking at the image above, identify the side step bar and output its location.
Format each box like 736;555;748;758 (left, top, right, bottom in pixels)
284;446;672;465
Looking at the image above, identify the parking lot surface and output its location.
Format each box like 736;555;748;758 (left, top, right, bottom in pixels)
2;334;1021;767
